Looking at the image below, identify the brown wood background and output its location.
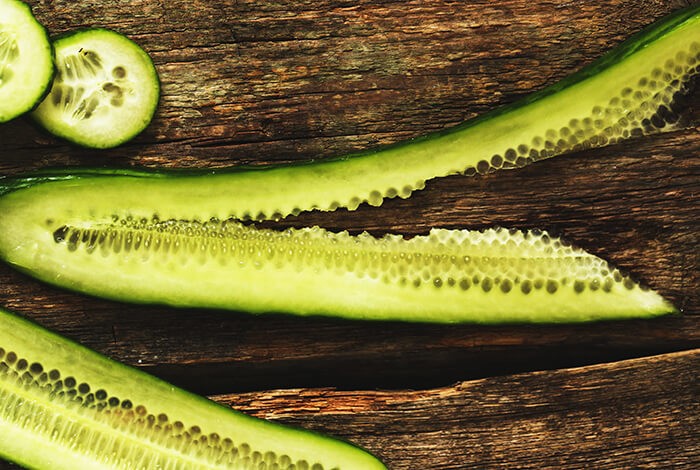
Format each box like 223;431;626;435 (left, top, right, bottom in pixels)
0;0;698;468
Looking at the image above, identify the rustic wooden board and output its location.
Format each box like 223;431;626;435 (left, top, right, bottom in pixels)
0;0;698;468
217;349;700;469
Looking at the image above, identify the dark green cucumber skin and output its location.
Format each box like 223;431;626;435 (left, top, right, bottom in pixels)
0;305;387;469
2;5;697;197
26;22;55;115
17;18;55;118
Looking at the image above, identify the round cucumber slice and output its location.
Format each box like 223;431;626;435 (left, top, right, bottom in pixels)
0;0;53;123
32;28;160;149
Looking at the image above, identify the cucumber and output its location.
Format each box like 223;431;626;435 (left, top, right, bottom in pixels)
0;179;675;322
15;5;695;219
14;7;697;218
0;306;386;469
0;0;53;123
31;28;160;149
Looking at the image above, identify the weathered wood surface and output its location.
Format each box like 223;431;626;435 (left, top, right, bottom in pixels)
217;349;700;469
0;0;698;468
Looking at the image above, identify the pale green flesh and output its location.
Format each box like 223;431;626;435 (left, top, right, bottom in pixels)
0;0;53;122
31;29;160;149
0;183;675;322
0;307;386;469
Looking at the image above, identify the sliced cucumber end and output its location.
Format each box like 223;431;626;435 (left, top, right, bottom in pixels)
0;0;54;123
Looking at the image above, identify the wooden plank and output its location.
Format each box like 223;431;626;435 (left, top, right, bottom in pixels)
214;349;700;469
1;350;695;469
0;0;697;466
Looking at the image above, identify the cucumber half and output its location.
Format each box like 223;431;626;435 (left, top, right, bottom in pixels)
0;0;53;123
32;28;160;149
0;177;676;322
0;305;386;469
17;7;696;218
17;4;691;221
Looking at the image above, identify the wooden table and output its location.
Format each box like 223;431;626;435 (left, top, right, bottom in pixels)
1;1;698;468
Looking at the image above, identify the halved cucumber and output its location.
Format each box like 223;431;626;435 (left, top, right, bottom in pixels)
32;28;160;149
0;179;676;322
0;0;53;122
17;4;692;221
0;306;386;469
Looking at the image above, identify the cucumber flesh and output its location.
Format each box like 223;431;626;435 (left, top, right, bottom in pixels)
0;181;675;322
0;0;53;122
0;306;386;469
31;28;160;149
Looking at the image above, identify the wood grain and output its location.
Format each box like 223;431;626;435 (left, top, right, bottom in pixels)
0;0;698;468
216;349;700;469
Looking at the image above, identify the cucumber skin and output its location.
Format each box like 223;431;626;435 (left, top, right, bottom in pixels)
0;306;387;469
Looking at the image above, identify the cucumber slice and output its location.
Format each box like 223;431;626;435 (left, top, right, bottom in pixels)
0;0;53;122
32;28;160;149
0;178;675;322
0;306;386;469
